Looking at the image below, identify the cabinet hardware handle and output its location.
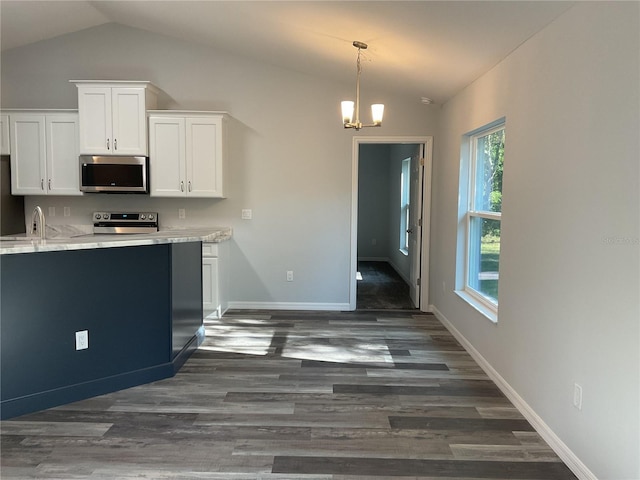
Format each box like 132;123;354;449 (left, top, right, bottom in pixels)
107;138;110;150
180;181;184;192
41;179;44;190
188;181;192;192
48;179;51;190
114;139;117;150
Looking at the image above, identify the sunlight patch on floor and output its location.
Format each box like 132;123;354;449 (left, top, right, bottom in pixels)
201;316;394;363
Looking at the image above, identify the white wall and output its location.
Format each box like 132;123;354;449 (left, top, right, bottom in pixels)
357;144;391;259
430;3;639;479
1;23;438;309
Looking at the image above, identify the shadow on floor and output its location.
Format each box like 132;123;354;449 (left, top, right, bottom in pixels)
356;260;416;310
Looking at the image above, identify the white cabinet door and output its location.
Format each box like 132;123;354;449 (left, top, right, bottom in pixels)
1;114;10;155
77;86;112;154
10;115;46;195
150;113;226;198
149;116;186;197
112;88;147;155
202;256;219;315
46;114;81;195
77;86;149;155
186;117;223;197
9;113;81;196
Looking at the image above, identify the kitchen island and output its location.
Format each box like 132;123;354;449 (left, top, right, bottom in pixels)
0;228;231;419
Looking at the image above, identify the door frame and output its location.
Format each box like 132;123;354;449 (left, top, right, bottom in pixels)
349;135;433;311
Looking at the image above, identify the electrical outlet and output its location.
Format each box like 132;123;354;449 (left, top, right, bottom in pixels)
178;208;186;219
573;383;583;410
242;209;252;220
286;270;294;282
48;206;56;217
64;207;71;217
371;238;377;245
75;330;89;351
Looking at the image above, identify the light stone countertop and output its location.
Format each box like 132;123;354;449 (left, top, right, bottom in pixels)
0;226;232;255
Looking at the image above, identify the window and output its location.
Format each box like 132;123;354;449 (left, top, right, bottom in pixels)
399;157;410;254
459;122;504;317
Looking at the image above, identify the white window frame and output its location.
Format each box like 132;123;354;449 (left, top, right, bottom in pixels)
399;157;410;255
456;120;504;323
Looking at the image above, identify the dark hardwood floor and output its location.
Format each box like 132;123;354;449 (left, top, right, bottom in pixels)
357;261;415;310
1;310;578;479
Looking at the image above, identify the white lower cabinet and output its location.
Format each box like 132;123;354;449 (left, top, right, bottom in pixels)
203;242;228;318
7;111;81;196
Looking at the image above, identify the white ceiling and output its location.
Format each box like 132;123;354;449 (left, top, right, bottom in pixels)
0;1;574;104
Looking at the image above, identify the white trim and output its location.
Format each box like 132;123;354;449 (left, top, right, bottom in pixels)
431;305;597;480
227;301;350;311
455;289;498;323
350;136;433;311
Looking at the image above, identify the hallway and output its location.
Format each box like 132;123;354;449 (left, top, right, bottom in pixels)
357;261;416;310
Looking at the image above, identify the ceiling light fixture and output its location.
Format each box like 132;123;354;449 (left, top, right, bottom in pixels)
341;41;384;130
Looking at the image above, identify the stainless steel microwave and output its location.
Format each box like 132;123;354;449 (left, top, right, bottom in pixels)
80;156;149;194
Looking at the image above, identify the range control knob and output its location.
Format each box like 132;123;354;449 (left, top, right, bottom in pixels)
95;213;101;220
148;214;155;220
140;214;146;220
103;213;109;220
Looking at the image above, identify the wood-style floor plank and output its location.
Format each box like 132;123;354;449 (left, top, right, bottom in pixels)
0;310;577;479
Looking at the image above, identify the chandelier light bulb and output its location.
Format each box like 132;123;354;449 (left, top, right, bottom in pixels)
371;104;384;125
341;101;355;125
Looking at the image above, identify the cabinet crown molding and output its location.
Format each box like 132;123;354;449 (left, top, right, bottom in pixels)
69;80;161;95
147;110;229;117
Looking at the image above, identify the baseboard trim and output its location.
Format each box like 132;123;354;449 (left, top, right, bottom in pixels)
0;363;174;420
430;304;597;480
357;257;390;262
227;301;352;312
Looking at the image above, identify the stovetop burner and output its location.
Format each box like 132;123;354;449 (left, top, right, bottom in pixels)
92;211;159;234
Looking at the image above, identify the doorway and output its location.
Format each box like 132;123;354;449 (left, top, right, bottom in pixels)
349;136;433;311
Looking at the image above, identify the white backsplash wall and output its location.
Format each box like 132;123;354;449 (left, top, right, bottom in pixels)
5;23;439;309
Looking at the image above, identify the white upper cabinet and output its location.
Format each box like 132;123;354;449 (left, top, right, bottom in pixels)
8;111;81;196
148;116;186;197
73;81;158;156
1;114;10;155
149;112;227;198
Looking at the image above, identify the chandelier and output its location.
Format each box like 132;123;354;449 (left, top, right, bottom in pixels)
341;41;384;130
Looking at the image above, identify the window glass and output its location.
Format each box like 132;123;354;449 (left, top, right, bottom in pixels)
473;129;504;213
400;158;410;253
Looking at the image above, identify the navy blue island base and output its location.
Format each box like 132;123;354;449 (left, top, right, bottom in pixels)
0;241;203;419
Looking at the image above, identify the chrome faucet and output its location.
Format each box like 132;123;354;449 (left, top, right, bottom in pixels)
30;206;46;240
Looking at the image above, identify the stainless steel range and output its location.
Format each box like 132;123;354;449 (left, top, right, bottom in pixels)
93;211;159;234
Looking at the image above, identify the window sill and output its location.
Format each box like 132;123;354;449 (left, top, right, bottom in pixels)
454;290;498;324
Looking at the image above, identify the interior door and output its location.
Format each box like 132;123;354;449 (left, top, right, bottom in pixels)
408;145;424;307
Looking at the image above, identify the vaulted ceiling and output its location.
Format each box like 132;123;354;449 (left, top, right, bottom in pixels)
1;1;574;104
